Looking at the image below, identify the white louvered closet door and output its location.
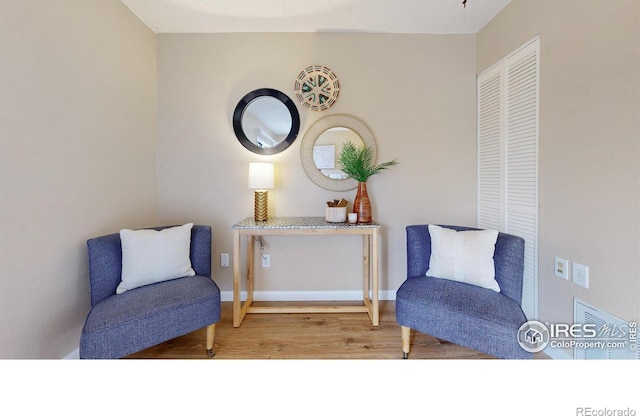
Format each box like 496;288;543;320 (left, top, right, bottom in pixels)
477;37;539;320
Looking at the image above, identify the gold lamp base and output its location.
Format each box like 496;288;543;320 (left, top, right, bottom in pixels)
254;190;268;221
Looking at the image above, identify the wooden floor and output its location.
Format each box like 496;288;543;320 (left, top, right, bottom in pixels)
126;300;548;359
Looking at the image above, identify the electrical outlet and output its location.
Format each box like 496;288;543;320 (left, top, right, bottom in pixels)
262;254;270;268
220;253;229;268
554;257;569;279
573;262;589;288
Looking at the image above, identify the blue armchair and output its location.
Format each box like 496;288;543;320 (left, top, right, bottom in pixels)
395;225;532;359
80;225;221;359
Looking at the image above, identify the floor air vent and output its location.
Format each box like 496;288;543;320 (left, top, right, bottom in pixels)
573;299;638;359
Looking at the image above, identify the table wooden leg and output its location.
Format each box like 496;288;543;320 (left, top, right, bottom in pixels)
247;235;255;305
371;228;379;326
233;230;241;327
362;234;370;302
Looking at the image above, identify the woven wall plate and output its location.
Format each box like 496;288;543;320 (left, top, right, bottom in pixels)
294;65;340;111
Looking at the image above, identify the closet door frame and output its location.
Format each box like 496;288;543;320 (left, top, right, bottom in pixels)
477;36;540;320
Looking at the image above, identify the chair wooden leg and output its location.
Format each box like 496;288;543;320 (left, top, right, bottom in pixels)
401;326;411;359
206;324;216;357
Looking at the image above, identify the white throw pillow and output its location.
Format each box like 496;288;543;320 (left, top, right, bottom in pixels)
426;224;501;292
117;223;196;294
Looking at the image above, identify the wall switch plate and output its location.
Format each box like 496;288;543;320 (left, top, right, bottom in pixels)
573;262;589;288
220;253;229;268
555;257;569;279
262;254;270;268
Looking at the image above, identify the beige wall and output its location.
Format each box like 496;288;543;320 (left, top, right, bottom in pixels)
156;33;477;298
477;0;640;352
9;0;633;359
0;0;157;358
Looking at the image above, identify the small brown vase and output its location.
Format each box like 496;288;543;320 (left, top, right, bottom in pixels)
353;182;372;223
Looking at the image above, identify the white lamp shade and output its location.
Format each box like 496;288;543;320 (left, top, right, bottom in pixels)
248;162;274;189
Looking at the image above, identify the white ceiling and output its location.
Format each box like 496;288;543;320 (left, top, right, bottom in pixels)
121;0;511;34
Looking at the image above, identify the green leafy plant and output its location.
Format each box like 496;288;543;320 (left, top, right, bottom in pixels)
337;141;398;182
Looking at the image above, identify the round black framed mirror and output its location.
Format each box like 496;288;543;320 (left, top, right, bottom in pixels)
233;88;301;155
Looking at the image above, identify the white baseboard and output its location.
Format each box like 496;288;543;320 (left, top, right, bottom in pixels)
220;290;396;302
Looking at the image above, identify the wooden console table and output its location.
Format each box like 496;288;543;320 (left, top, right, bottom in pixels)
232;217;380;327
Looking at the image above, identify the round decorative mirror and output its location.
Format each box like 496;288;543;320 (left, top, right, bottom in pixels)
233;88;301;155
300;113;378;192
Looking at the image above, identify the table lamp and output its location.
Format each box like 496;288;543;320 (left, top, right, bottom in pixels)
248;162;274;221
